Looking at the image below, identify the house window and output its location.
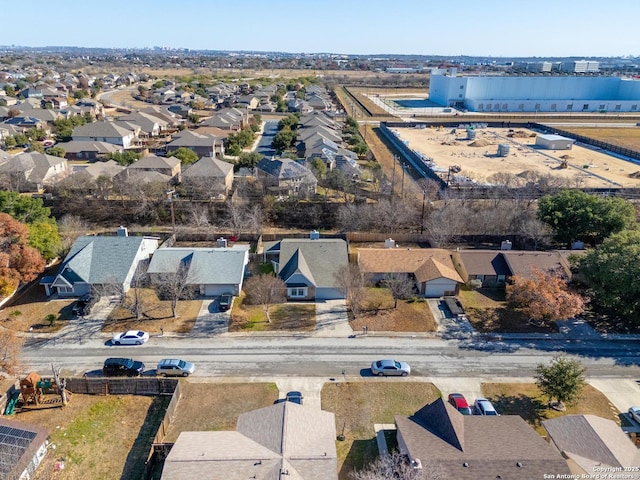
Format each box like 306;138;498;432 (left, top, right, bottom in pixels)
502;104;508;111
518;104;524;111
599;104;606;110
582;104;589;111
615;104;621;111
632;105;638;111
478;104;484;111
288;287;307;298
566;104;573;111
57;286;73;294
550;104;557;111
497;275;506;284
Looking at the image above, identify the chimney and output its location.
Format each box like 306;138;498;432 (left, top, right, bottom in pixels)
116;226;128;237
217;237;228;248
310;230;320;240
384;238;396;248
500;240;512;250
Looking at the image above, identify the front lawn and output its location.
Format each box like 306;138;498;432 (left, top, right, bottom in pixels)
458;288;558;333
103;288;201;333
229;293;316;332
0;266;75;333
322;382;440;480
350;288;437;332
482;382;619;435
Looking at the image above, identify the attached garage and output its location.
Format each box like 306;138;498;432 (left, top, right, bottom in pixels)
202;284;238;297
423;278;459;298
315;287;344;300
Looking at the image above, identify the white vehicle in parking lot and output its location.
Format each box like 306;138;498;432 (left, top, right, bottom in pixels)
629;406;640;424
474;398;499;416
112;330;149;346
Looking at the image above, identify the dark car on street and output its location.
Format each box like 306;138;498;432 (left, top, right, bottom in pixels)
102;357;145;377
219;294;233;312
285;391;304;405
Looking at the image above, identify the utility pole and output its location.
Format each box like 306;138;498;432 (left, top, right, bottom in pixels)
166;190;176;236
391;155;397;200
401;163;406;199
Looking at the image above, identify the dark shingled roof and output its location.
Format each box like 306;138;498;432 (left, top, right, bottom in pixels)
396;398;570;480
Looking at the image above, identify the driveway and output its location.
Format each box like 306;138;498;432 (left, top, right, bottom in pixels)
313;299;352;337
191;298;230;335
428;299;475;339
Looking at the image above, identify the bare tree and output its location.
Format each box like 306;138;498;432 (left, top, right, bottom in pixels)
153;258;195;318
58;214;90;250
334;263;367;318
382;273;415;308
0;327;23;374
351;452;444;480
243;274;287;323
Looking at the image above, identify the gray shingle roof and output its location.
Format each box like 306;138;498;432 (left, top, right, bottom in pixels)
162;402;337;480
278;249;316;286
128;154;180;171
55;235;156;285
257;158;317;182
148;247;248;285
182;157;233;178
167;130;219;147
72;121;135;138
271;239;348;289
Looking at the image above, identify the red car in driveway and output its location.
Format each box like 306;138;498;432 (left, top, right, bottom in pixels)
448;393;473;415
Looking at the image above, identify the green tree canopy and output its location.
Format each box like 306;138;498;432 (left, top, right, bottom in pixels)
576;229;640;324
46;146;66;158
107;150;141;166
236;152;263;171
535;355;586;409
0;191;54;224
537;190;636;246
272;128;296;152
172;147;199;166
28;222;62;261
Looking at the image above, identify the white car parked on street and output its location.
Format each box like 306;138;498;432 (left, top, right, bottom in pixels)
112;330;150;346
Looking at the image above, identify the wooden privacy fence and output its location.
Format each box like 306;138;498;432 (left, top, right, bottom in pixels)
65;377;178;396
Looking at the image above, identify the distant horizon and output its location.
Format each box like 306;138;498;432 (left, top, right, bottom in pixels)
0;0;638;58
1;44;636;61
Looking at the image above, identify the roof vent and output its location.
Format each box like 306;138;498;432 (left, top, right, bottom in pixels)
463;462;469;467
500;240;512;250
310;230;320;240
384;238;396;248
516;462;523;468
412;459;423;469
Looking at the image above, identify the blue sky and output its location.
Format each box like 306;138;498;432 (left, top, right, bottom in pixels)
1;0;637;57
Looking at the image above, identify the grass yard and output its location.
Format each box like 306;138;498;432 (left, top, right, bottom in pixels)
561;127;640;153
15;394;170;480
482;382;619;436
162;382;278;442
228;293;316;332
0;266;75;333
350;288;437;332
103;288;201;334
458;288;558;334
322;382;440;480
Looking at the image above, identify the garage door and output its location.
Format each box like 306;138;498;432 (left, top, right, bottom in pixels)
203;284;232;297
424;284;447;298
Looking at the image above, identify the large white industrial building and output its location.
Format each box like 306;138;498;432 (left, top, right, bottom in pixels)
429;71;640;113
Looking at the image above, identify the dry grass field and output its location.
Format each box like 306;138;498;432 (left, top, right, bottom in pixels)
392;125;640;188
560;126;640;152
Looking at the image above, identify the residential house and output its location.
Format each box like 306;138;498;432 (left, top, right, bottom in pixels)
40;232;159;297
125;154;181;182
140;106;182;130
2;116;47;130
181;157;234;198
165;130;223;158
0;152;69;191
12;107;61;125
56;140;123;161
357;247;463;297
59;160;124;193
166;104;192;118
117;112;168;137
199;108;247;131
72;121;136;149
147;245;249;296
235;94;259;110
262;237;348;300
256;157;317;198
0;418;49;480
305;93;333;111
395;398;570;480
298;111;339;130
543;415;640;477
452;249;576;287
161;401;337;480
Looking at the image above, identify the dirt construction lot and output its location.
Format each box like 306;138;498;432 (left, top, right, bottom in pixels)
393;126;640;188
